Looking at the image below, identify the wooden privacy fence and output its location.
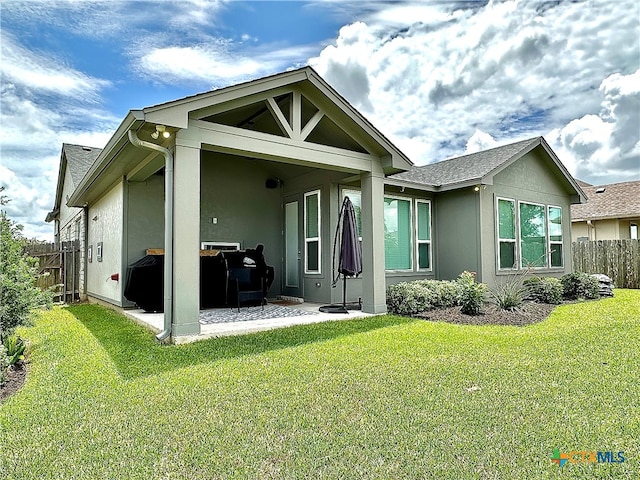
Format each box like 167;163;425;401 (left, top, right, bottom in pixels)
572;240;640;289
25;242;80;302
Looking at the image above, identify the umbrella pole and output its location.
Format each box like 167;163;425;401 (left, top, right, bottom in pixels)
342;273;347;310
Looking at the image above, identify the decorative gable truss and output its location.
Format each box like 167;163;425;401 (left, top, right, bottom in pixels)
175;89;379;174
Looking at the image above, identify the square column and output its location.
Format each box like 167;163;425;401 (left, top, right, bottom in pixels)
361;169;387;314
172;142;201;337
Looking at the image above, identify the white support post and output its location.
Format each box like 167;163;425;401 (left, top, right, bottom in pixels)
171;142;201;336
361;168;387;314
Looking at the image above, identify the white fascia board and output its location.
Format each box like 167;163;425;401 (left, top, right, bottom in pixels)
143;70;310;129
305;70;413;170
187;119;376;173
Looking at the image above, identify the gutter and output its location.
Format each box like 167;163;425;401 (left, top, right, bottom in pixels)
127;129;174;342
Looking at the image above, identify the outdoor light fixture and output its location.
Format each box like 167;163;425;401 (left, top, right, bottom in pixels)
151;124;170;140
474;185;481;192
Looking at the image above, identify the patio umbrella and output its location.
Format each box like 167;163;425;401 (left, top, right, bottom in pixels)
338;196;362;278
320;196;362;313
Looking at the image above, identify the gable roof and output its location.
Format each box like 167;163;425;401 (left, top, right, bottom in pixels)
64;144;103;187
391;137;539;188
388;136;586;202
571;180;640;221
68;67;412;207
45;143;102;222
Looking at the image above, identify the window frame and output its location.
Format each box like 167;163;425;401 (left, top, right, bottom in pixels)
496;197;518;271
340;188;433;274
518;200;547;269
547;205;563;268
303;189;321;275
383;194;414;272
415;199;432;271
496;196;566;272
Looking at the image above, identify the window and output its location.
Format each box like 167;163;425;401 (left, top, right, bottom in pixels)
631;223;638;240
304;190;321;274
340;189;431;272
384;197;412;270
497;198;516;269
519;202;546;267
416;200;431;270
496;197;564;270
342;190;362;239
548;206;563;267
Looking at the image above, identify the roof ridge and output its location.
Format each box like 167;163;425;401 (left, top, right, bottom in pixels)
63;143;103;151
418;136;540;169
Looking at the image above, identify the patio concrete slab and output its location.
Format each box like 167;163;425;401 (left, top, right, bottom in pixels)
122;302;373;344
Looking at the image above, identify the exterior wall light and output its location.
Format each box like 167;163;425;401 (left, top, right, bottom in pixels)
151;125;170;140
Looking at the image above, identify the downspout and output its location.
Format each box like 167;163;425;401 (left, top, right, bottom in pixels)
127;130;174;341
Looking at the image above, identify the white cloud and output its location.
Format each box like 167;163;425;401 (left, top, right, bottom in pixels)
547;70;640;183
465;130;498;154
0;34;117;241
135;41;316;87
0;32;110;99
309;0;640;177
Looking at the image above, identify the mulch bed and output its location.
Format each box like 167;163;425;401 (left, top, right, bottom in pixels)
415;301;558;326
0;363;27;403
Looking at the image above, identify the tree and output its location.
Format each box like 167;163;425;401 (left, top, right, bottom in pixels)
0;188;52;340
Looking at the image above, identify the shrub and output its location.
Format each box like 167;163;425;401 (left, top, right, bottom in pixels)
491;279;525;311
456;271;487;315
561;272;599;300
414;279;460;308
0;198;53;340
3;335;25;367
386;282;432;316
524;277;563;304
0;345;8;385
386;279;461;316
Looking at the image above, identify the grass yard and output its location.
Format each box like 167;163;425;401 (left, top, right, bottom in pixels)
1;291;639;479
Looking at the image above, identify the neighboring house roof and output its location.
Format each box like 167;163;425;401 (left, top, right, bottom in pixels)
45;143;102;222
64;143;102;188
388;136;586;202
571;180;640;221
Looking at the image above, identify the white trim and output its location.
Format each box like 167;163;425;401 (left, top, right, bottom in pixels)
547;205;563;268
415;199;432;272
304;190;321;274
496;197;518;271
518;200;547;269
383;194;413;272
200;241;240;251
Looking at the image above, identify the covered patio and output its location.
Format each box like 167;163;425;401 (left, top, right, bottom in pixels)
124;301;373;344
71;67;412;343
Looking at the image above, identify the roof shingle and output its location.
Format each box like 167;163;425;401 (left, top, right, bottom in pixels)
571;180;640;220
63;143;102;188
390;137;540;187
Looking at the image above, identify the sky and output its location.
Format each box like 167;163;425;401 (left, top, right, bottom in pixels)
1;0;639;241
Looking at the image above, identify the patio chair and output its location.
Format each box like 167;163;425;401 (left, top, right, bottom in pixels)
228;267;266;312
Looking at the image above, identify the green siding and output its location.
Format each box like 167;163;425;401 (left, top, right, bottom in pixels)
480;148;575;287
200;152;283;296
434;189;480;281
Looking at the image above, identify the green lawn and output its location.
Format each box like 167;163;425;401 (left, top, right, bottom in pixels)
1;291;639;479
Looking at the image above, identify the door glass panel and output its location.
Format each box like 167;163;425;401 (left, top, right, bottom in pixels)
285;202;299;288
